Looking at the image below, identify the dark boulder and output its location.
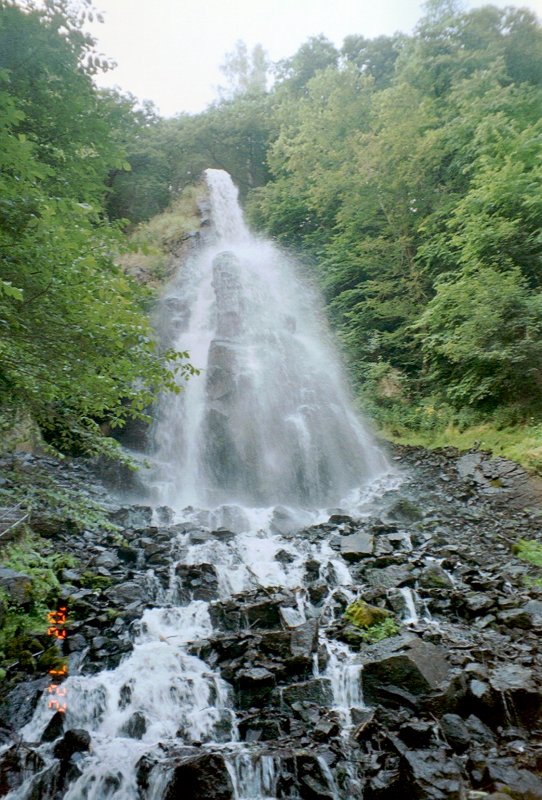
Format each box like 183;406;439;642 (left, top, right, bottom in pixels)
362;634;450;707
53;729;91;761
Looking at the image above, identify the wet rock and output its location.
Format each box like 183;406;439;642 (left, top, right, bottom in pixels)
290;620;319;659
244;599;284;629
464;593;495;615
120;711;147;739
146;751;234;800
308;579;328;604
109;505;153;529
53;728;92;761
235;666;276;709
523;599;542;625
398;720;434;748
362;634;450;707
486;757;542;799
107;581;147;606
210;504;250;533
275;549;296;565
175;563;219;602
397;743;465;799
439;713;471;753
271;506;313;536
497;607;534;628
364;564;414;590
0;677;48;730
0;567;32;604
155;505;175;525
41;711;65;743
340;533;374;561
489;664;542;728
385;498;423;524
281;678;333;708
419;563;454;589
0;746;45;797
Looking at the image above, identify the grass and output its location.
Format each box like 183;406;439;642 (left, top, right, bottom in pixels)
513;539;542;589
120;183;205;288
380;420;542;475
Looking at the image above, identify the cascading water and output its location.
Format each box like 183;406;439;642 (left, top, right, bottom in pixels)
4;171;403;800
151;168;388;509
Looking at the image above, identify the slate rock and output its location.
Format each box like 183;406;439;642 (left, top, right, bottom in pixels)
487;757;542;800
175;563;219;602
109;505;153;529
281;678;333;708
362;634;450;707
41;711;65;743
149;752;234;800
53;729;91;761
107;581;147;606
364;564;413;590
419;563;454;589
440;713;471;753
340;533;374;561
0;567;32;604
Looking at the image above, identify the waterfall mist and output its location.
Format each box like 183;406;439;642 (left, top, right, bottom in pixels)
150;168;388;510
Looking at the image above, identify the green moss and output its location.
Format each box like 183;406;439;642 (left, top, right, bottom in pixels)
345;599;391;628
0;531;76;682
80;572;113;590
344;600;400;643
514;539;542;568
513;539;542;589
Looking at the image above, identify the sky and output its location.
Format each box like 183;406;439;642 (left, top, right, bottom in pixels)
87;0;542;117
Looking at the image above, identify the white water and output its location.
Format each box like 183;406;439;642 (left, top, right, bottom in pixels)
150;168;389;509
5;171;402;800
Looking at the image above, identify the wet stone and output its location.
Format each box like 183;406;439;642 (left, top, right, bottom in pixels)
419;563;454;589
109;505;153;529
364;563;414;590
362;634;450;707
120;711;147;740
440;713;471;753
175;563;219;602
340;533;374;561
281;678;333;708
53;729;92;761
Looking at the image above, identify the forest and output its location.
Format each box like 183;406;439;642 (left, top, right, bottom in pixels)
1;0;541;468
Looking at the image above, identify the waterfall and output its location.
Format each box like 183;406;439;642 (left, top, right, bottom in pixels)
3;171;400;800
151;169;388;509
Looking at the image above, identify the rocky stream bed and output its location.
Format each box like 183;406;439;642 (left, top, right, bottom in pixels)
0;445;542;799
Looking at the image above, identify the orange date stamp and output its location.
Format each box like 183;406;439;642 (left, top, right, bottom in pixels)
46;606;68;713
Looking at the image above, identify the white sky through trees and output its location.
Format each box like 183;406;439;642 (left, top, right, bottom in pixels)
88;0;542;116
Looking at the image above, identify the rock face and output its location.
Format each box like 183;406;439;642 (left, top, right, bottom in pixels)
1;445;542;799
362;634;450;706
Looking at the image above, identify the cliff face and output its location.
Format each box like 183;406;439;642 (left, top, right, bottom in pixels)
119;182;207;289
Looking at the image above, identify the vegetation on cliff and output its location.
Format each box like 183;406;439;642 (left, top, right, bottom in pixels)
0;0;193;460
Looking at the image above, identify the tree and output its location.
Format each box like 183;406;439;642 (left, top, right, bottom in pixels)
0;0;192;457
219;40;270;98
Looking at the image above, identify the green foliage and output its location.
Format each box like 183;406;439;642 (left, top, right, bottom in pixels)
359;618;401;644
247;3;542;435
0;462;119;532
0;530;73;674
514;539;542;589
514;539;542;569
417;267;542;408
0;0;195;459
344;599;399;643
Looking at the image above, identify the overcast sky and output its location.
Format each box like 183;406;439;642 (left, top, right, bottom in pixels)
87;0;542;117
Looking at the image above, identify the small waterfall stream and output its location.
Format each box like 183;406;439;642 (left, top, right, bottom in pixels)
4;171;402;800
